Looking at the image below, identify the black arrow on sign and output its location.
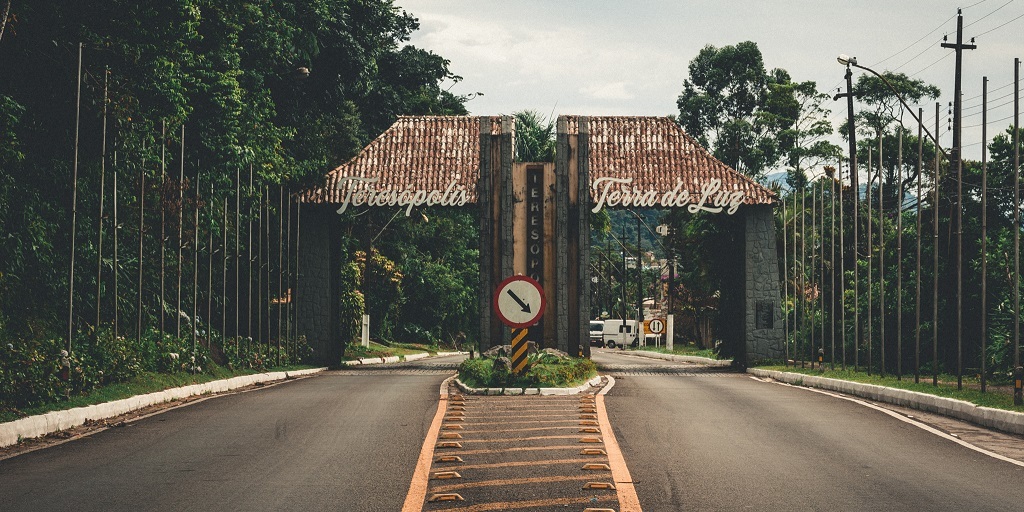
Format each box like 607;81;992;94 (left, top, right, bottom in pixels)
506;289;532;313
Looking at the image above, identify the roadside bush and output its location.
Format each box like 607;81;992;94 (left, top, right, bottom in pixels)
1;325;311;415
457;352;597;389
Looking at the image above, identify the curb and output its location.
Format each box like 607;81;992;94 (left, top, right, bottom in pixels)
749;368;1024;436
452;375;605;396
621;349;732;367
339;351;468;366
0;367;327;448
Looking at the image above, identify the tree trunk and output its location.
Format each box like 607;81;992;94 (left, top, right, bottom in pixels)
0;1;11;44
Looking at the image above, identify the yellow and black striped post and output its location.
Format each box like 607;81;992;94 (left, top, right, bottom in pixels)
511;328;529;374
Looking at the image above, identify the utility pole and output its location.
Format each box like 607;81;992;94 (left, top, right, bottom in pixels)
834;69;860;372
941;8;975;391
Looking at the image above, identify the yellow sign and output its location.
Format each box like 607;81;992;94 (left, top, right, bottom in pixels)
644;318;666;335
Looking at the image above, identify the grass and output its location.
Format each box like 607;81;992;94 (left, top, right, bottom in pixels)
0;364;316;424
343;341;439;360
634;343;722;360
757;365;1024;414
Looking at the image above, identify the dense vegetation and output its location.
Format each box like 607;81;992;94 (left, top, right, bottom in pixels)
0;0;476;412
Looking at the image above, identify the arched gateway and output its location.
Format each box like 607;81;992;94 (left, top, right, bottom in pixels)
299;115;783;366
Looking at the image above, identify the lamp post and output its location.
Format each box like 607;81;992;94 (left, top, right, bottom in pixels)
835;54;950;375
833;57;860;370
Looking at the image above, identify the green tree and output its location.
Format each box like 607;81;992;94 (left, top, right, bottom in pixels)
676;41;799;180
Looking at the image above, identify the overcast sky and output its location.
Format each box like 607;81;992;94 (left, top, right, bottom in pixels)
396;0;1023;173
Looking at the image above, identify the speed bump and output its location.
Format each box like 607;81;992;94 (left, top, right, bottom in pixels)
431;470;462;480
435;455;463;463
428;493;465;502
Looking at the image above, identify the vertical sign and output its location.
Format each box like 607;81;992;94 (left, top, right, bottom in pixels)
526;166;544;282
526;166;545;343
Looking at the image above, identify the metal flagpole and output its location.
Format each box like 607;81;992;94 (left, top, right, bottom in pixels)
68;42;84;353
176;125;184;339
981;76;988;393
915;108;924;383
897;126;904;380
96;68;108;333
933;102;940;387
879;134;885;377
840;158;846;370
783;192;789;366
867;145;873;375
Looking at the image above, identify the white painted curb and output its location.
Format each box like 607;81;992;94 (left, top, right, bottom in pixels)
623;349;732;367
453;375;605;396
339;351;469;366
749;368;1024;436
0;367;327;448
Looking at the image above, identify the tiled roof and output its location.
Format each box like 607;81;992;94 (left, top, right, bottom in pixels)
304;116;497;204
569;116;776;205
303;115;776;206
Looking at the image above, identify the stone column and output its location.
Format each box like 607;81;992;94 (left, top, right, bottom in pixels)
297;205;343;366
743;204;784;364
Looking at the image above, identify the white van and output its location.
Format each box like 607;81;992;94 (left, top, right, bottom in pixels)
602;319;639;349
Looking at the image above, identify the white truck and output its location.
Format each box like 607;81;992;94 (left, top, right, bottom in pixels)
601;319;640;349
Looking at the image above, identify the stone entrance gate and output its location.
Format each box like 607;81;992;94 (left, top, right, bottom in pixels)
299;115;783;366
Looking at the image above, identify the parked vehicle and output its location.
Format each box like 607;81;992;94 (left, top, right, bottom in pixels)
601;319;639;349
589;320;605;347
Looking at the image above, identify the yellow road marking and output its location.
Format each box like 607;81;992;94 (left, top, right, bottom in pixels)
400;382;451;512
430;494;616;512
431;473;594;492
454;458;600;471
453;444;584;456
597;386;643;511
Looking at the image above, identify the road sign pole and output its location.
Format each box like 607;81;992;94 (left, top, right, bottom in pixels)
511;328;530;374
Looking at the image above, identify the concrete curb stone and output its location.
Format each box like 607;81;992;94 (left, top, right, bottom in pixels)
339;351;468;366
453;375;605;396
620;349;733;367
0;367;326;448
749;368;1024;436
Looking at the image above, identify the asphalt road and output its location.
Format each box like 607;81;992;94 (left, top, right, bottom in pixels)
593;348;1024;511
0;355;463;512
4;350;1024;511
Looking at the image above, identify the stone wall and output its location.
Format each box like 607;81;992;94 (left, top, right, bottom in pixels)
743;204;784;363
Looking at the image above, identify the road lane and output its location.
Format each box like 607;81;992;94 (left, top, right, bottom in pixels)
0;360;457;511
596;349;1024;511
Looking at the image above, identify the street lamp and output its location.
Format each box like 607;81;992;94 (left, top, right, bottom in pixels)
836;55;947;158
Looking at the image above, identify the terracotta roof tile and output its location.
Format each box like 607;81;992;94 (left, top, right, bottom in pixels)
303;115;776;206
568;116;775;205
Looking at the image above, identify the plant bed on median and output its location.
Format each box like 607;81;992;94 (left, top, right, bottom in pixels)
457;350;597;389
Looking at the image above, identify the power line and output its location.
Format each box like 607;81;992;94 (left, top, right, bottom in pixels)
876;13;957;68
974;10;1024;39
910;52;953;77
965;0;1017;28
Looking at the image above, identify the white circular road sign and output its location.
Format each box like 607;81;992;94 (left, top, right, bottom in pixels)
647;318;665;335
493;275;545;328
